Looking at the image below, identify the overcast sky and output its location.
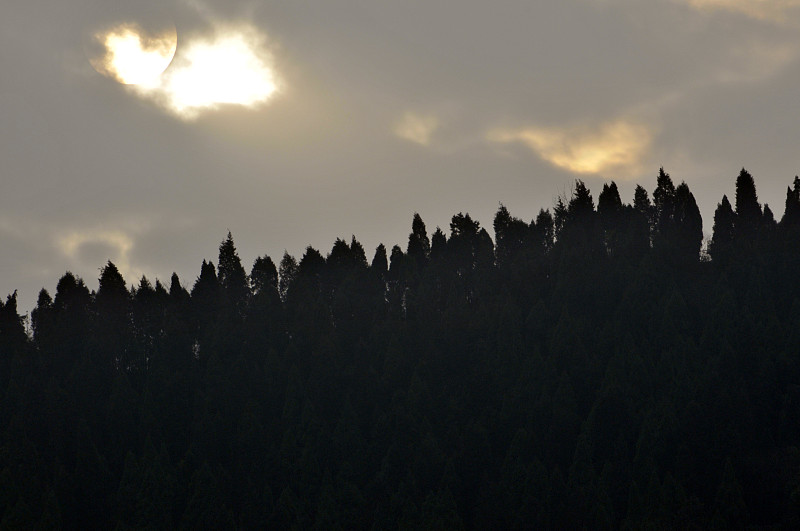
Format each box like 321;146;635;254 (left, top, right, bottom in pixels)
3;0;800;313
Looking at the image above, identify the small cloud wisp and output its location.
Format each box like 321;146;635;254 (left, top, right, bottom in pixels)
394;112;440;146
488;119;653;179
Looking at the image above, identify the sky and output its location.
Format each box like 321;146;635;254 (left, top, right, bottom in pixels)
2;0;800;313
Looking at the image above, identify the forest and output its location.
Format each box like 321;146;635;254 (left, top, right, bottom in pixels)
2;168;800;529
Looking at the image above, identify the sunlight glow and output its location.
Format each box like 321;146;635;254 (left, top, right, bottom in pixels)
92;24;176;86
394;112;439;146
93;23;280;119
489;120;652;178
58;230;135;278
161;32;278;116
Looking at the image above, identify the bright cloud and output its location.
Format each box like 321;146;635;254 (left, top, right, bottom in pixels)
157;30;279;117
488;120;653;178
394;112;440;146
93;24;280;119
92;24;176;86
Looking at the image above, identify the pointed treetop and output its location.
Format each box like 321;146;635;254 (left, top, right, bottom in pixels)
137;275;153;293
278;252;298;301
217;232;249;304
534;209;555;251
450;212;480;238
350;236;368;268
198;260;217;282
54;272;90;311
633;185;651;213
4;290;18;313
327;238;352;269
169;272;185;298
251;255;278;294
192;260;219;301
32;288;53;339
654;167;676;208
710;194;735;262
407;213;431;260
734;167;761;221
781;176;800;227
494;204;511;228
597;181;622;217
430;228;447;260
763;204;776;227
371;244;388;274
535;208;553;227
0;290;26;347
674;182;703;260
97;261;129;310
98;261;126;293
568;180;595;218
36;288;53;310
298;246;325;276
388;245;404;278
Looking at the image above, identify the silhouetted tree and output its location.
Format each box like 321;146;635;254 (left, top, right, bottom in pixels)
31;288;53;351
388;244;405;281
494;204;528;268
652;168;677;253
407;213;431;270
673;182;703;263
734;168;761;239
533;209;554;253
780;176;800;228
96;262;129;326
298;246;325;279
251;255;278;297
217;232;249;315
709;196;735;264
278;252;298;302
5;168;800;530
95;261;131;371
597;182;623;256
628;185;653;256
370;244;388;277
430;228;447;262
169;273;190;304
0;291;27;360
191;260;221;352
350;236;368;269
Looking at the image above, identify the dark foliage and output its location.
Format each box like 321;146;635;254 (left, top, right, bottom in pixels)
1;170;800;529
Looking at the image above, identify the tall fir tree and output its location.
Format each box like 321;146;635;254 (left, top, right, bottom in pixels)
217;232;250;315
709;195;735;264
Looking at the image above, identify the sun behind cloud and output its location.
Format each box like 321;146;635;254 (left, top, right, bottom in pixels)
91;23;177;86
157;29;279;118
489;120;653;179
92;23;280;119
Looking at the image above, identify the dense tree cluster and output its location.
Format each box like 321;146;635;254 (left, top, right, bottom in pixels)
2;169;800;529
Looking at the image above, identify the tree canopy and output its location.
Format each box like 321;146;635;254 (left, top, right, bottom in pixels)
1;169;800;529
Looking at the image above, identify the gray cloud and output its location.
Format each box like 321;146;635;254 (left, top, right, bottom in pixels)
680;0;800;24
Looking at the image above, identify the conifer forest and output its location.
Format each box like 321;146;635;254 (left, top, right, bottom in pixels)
3;168;800;529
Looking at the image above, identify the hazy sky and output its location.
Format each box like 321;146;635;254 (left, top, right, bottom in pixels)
3;0;800;312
